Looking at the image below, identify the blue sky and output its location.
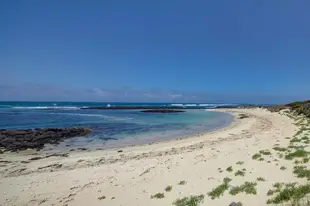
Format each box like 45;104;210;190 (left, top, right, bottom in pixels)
1;0;309;103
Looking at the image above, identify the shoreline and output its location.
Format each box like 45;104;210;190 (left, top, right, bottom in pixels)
44;110;237;154
1;108;307;206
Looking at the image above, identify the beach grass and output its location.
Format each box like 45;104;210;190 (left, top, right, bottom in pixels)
226;166;233;172
259;150;272;155
165;185;172;192
252;153;262;160
266;183;310;204
207;177;232;199
98;196;106;200
229;182;257;196
285;150;309;160
293;166;310;179
257;177;266;181
151;193;165;199
178;180;187;185
235;170;245;176
173;195;204;206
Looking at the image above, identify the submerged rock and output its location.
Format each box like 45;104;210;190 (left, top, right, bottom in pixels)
0;127;91;152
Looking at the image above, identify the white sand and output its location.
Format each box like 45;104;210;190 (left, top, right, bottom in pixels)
1;108;306;206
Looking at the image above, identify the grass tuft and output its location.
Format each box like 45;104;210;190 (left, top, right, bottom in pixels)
280;166;287;170
178;180;187;185
235;170;245;176
165;185;172;192
285;150;309;160
273;147;288;152
252;153;262;160
266;183;310;204
207;178;231;199
260;150;272;155
293;166;310;179
98;196;106;200
173;195;204;206
151;193;165;199
257;177;266;181
229;182;257;195
226;166;233;172
267;189;275;196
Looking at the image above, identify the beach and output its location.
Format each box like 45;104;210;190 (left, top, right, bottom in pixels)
1;108;309;206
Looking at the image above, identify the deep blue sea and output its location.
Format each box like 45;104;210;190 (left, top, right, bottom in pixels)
0;102;234;151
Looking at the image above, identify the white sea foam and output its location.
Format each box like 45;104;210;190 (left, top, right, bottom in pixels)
184;104;197;107
12;106;80;110
170;104;184;107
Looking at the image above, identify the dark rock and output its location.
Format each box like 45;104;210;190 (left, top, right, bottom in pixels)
82;106;183;110
238;114;249;119
0;127;91;152
140;109;185;113
117;150;123;153
29;157;43;161
77;148;88;151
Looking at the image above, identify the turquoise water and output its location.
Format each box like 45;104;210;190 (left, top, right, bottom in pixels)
0;101;233;150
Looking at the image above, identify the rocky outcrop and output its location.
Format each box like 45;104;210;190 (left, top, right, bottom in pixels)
82;106;183;110
0;128;91;152
141;109;185;113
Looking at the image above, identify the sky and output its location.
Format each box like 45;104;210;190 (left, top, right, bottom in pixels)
1;0;309;104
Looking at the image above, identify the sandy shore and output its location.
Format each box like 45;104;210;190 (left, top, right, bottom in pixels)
1;108;308;206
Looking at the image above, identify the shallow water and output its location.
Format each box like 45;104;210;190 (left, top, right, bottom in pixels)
0;102;233;151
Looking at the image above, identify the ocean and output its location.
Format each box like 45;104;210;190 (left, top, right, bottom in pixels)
0;101;234;151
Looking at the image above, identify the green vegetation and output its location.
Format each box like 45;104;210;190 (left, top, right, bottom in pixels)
258;157;264;161
98;196;106;200
235;170;245;176
293;166;310;179
236;161;244;165
267;100;310;118
257;177;266;181
165;185;172;192
260;150;272;155
207;178;232;199
303;157;309;163
295;160;301;164
273;147;287;152
267;189;275;196
266;183;310;204
290;137;302;143
173;195;204;206
229;182;257;195
151;193;165;199
226;166;233;172
280;166;287;170
252;153;262;160
178;180;187;185
285;149;309;160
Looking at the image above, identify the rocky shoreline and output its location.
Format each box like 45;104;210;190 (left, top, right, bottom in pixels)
0;127;91;152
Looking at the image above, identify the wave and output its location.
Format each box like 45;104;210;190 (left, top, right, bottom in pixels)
49;112;133;121
170;103;238;108
12;106;80;110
